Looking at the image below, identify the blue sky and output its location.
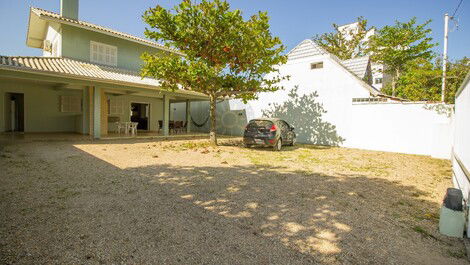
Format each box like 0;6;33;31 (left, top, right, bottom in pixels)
0;0;468;60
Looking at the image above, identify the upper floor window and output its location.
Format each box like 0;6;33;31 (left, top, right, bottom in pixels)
310;62;323;70
374;78;383;84
90;41;117;66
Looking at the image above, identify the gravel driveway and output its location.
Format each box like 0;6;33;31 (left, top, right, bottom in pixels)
0;138;467;264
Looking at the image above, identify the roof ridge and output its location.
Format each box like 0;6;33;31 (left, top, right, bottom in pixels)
30;7;181;54
341;56;370;62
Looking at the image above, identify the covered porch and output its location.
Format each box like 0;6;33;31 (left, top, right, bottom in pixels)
0;56;208;139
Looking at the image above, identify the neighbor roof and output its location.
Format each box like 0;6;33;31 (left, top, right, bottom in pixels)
0;56;204;98
28;7;182;55
341;56;370;79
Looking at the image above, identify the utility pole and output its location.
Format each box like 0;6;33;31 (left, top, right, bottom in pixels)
441;13;449;102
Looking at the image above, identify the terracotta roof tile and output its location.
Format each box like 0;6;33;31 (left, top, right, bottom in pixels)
0;55;204;98
31;7;182;55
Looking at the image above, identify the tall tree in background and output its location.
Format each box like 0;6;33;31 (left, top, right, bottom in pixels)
141;0;288;145
313;17;372;60
393;58;441;101
444;57;470;103
367;18;437;96
394;57;469;103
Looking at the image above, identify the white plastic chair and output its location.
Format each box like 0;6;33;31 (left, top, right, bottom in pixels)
124;122;131;135
129;122;138;136
115;122;125;134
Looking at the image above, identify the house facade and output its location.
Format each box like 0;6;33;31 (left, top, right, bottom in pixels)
0;0;206;138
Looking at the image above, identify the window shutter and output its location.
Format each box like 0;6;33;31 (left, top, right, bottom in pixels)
90;41;117;66
112;47;117;66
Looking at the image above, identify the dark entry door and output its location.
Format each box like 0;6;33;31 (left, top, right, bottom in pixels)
130;103;149;130
6;93;24;132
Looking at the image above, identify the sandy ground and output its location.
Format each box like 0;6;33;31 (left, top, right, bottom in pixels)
0;138;467;265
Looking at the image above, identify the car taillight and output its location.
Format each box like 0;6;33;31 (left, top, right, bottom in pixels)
270;124;277;132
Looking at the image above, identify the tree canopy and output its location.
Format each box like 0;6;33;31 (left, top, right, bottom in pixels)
313;17;372;60
141;0;288;145
390;57;470;103
367;17;437;96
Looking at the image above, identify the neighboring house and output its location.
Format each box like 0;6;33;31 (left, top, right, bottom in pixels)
0;0;206;138
337;21;390;90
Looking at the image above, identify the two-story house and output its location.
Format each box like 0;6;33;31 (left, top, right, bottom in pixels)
0;0;206;138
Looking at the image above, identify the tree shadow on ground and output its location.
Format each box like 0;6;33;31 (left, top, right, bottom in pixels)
262;86;345;146
0;141;466;265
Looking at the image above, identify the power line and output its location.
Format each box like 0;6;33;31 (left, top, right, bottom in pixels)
452;0;464;18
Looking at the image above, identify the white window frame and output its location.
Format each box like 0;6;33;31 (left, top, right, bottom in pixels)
90;41;117;66
310;62;323;70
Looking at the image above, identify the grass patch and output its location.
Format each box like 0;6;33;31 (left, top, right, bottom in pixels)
161;141;212;152
446;249;466;259
413;225;439;241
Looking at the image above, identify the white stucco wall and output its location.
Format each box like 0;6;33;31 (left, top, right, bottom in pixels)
43;22;62;57
453;74;470;201
346;102;453;159
170;102;187;121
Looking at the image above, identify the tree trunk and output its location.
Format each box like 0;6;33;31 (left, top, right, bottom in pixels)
209;93;217;146
391;68;401;97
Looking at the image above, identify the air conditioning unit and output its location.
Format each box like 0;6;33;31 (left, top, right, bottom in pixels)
43;40;52;52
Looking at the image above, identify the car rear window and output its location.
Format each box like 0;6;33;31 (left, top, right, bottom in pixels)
247;120;273;129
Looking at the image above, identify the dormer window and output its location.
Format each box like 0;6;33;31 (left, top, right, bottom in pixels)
310;62;323;69
90;41;117;66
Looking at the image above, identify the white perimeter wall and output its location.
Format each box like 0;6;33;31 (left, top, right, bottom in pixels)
453;74;470;201
347;102;453;159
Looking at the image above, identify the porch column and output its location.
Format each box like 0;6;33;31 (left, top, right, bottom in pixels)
81;87;89;135
162;94;169;136
93;86;101;139
186;99;191;133
88;86;93;136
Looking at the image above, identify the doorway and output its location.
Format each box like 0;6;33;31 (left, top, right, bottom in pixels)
130;102;149;130
5;93;24;132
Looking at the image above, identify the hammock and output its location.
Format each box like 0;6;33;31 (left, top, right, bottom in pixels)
188;99;225;127
191;114;209;127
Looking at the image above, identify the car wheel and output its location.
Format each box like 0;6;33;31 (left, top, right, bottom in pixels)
289;137;296;146
273;139;282;151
